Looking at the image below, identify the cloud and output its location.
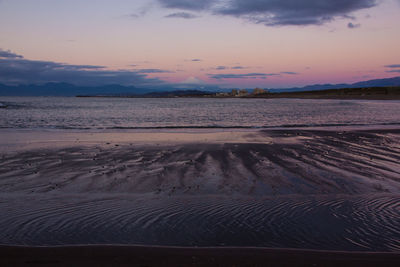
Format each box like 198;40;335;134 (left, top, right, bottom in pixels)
129;4;152;18
385;64;400;68
384;64;400;73
281;71;299;75
157;0;377;26
191;59;202;62
165;12;199;19
158;0;214;11
129;14;142;19
136;68;174;73
215;66;247;70
347;22;361;28
209;73;279;79
0;49;164;86
0;49;23;59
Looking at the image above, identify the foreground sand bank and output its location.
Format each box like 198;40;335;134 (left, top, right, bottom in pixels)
1;127;399;195
0;127;399;259
1;245;400;267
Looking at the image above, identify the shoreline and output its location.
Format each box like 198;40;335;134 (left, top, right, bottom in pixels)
1;125;400;151
75;94;400;100
1;245;400;266
74;86;400;100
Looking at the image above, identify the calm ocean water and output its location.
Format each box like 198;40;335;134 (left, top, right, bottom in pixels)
1;97;400;129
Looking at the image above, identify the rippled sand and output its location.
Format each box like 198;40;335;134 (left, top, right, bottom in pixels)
0;194;399;251
0;128;399;251
1;128;399;195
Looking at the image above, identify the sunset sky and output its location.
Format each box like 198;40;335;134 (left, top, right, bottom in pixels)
1;0;400;89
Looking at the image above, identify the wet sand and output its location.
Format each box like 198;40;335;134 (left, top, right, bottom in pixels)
0;128;399;195
1;245;400;267
0;128;400;265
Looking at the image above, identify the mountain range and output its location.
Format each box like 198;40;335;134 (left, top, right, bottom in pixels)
0;76;399;96
267;76;400;93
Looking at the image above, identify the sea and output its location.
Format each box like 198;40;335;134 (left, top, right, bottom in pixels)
1;97;400;130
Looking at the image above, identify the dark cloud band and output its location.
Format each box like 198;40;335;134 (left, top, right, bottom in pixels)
0;49;23;59
0;49;164;86
158;0;377;26
281;71;299;75
159;0;214;10
136;69;174;73
348;22;361;29
165;12;198;19
385;64;400;68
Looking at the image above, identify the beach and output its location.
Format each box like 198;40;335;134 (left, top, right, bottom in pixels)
1;128;399;196
1;97;400;265
0;128;399;262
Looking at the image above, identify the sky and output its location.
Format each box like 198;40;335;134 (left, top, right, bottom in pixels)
0;0;400;89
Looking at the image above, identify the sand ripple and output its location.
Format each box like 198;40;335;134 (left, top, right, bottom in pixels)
0;194;399;251
0;129;399;251
0;129;399;195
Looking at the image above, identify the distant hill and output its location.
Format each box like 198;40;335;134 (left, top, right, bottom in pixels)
0;83;152;96
142;90;213;98
269;76;400;93
0;76;399;96
253;86;400;100
77;90;213;98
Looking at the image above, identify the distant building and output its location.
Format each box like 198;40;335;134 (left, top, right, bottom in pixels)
253;88;268;95
238;89;248;96
216;92;230;97
230;89;239;96
217;89;251;97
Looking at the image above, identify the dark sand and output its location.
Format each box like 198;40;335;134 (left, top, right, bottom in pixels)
0;128;399;266
1;128;399;195
1;245;400;267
